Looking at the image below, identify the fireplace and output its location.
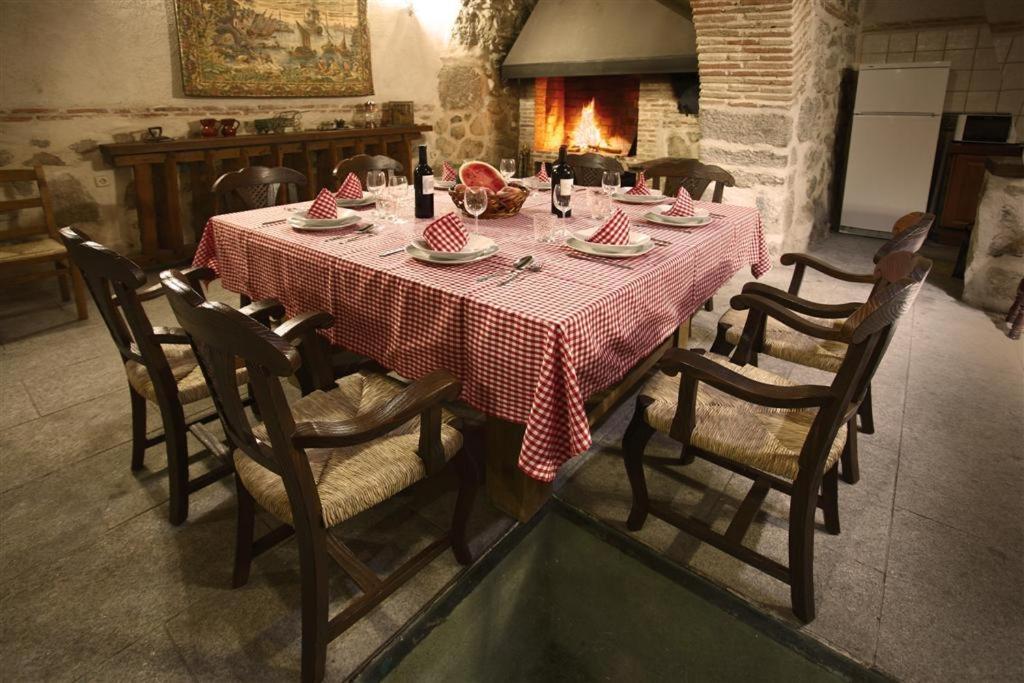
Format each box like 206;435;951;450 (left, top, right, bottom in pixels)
533;76;640;156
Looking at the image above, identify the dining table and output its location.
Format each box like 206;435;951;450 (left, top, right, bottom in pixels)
192;185;771;521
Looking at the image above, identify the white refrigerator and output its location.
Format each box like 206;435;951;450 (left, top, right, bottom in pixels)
839;62;949;237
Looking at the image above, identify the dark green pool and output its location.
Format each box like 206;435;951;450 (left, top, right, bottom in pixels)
357;502;885;682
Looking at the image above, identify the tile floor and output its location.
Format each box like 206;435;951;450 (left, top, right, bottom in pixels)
0;234;1021;681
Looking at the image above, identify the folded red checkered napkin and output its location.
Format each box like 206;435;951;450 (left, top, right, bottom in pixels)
626;171;650;195
664;186;694;217
442;161;458;182
536;164;550;182
335;172;363;200
587;208;631;245
306;188;338;219
422;212;468;252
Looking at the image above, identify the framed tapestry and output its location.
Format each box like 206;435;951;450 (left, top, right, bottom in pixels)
174;0;374;97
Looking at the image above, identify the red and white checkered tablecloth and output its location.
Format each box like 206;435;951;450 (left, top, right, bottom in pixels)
194;191;770;481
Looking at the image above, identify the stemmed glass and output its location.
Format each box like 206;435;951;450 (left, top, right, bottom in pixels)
388;175;408;222
601;171;621;196
499;158;517;183
464;187;489;235
366;170;386;218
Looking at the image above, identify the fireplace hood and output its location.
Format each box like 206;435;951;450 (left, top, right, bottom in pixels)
502;0;697;79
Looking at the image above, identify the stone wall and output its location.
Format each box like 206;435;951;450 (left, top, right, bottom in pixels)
432;0;538;168
692;0;859;254
0;0;454;254
964;167;1024;312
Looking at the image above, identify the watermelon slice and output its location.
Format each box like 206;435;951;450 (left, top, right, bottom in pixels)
459;161;506;193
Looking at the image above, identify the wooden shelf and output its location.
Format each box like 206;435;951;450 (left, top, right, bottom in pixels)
99;125;432;266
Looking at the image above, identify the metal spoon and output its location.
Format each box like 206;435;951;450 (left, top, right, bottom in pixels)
477;255;533;282
500;258;544;286
326;223;376;242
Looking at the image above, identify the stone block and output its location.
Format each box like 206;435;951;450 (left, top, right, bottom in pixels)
700;107;792;147
438;64;486;110
964;172;1024;312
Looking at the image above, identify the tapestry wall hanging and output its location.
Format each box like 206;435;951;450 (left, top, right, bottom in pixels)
174;0;373;97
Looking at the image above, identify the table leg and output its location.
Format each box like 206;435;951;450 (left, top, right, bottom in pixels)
484;417;551;522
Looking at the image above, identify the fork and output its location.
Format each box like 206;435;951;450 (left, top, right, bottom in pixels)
566;253;634;270
260;218;287;227
326;224;376;242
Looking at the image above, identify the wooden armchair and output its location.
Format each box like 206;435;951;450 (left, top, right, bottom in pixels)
212;166;308;213
711;212;934;452
566;152;624;187
332;154;404;188
622;252;932;622
58;227;284;525
160;270;478;683
1;166;88;319
641;157;736;203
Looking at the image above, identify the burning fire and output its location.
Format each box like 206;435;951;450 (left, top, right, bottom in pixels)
569;99;613;152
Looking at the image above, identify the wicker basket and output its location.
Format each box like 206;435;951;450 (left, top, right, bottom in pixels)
448;184;530;219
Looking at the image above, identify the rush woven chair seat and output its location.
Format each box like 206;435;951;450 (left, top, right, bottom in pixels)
59;227;284;525
241;371;463;527
622;251;931;623
641;355;846;480
161;270;478;683
711;211;934;455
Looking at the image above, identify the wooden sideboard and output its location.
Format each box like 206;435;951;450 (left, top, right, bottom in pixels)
937;141;1022;236
99;125;431;265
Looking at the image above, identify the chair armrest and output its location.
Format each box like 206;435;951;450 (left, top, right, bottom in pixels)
730;293;849;342
127;282;166;303
150;326;190;345
179;265;217;290
292;370;462;475
659;349;834;410
780;253;875;284
239;298;285;325
740;282;861;319
274;312;335;393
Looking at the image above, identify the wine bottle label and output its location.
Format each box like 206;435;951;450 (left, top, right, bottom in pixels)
559;179;573;194
422;175;434;194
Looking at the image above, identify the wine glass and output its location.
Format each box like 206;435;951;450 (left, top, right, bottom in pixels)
464;187;489;234
601;171;621;196
367;170;386;218
388;175;408;222
499;158;517;183
553;181;572;219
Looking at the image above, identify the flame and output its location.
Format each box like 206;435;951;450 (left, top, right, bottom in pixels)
569;99;611;151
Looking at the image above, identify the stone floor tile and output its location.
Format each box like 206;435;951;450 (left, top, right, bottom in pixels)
23;351;128;416
0;380;38;430
78;623;195;683
804;556;885;666
875;509;1024;682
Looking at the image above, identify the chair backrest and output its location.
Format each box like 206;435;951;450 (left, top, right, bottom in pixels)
161;270;323;525
332;154;404;189
565;153;625;187
58;227;186;406
797;251;931;479
212;166;308;212
0;166;58;242
873;211;934;263
641;158;736;202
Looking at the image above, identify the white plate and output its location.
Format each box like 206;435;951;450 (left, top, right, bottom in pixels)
288;209;359;231
566;237;656;259
336;192;375;208
406;243;499;265
410;233;496;261
642;206;713;227
435;180;457;190
516;177;551;190
571;226;651;255
612;190;666;204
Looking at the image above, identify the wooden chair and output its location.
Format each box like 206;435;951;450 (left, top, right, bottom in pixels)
332;154;404;188
640;158;737;312
711;212;934;467
160;270;479;683
58;227;284;525
212;166;308;213
641;157;736;203
566;152;625;187
622;251;932;622
0;167;88;319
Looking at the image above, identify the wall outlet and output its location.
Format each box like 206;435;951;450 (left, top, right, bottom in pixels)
94;176;110;188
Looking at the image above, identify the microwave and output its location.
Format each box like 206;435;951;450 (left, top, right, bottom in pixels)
954;113;1015;143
